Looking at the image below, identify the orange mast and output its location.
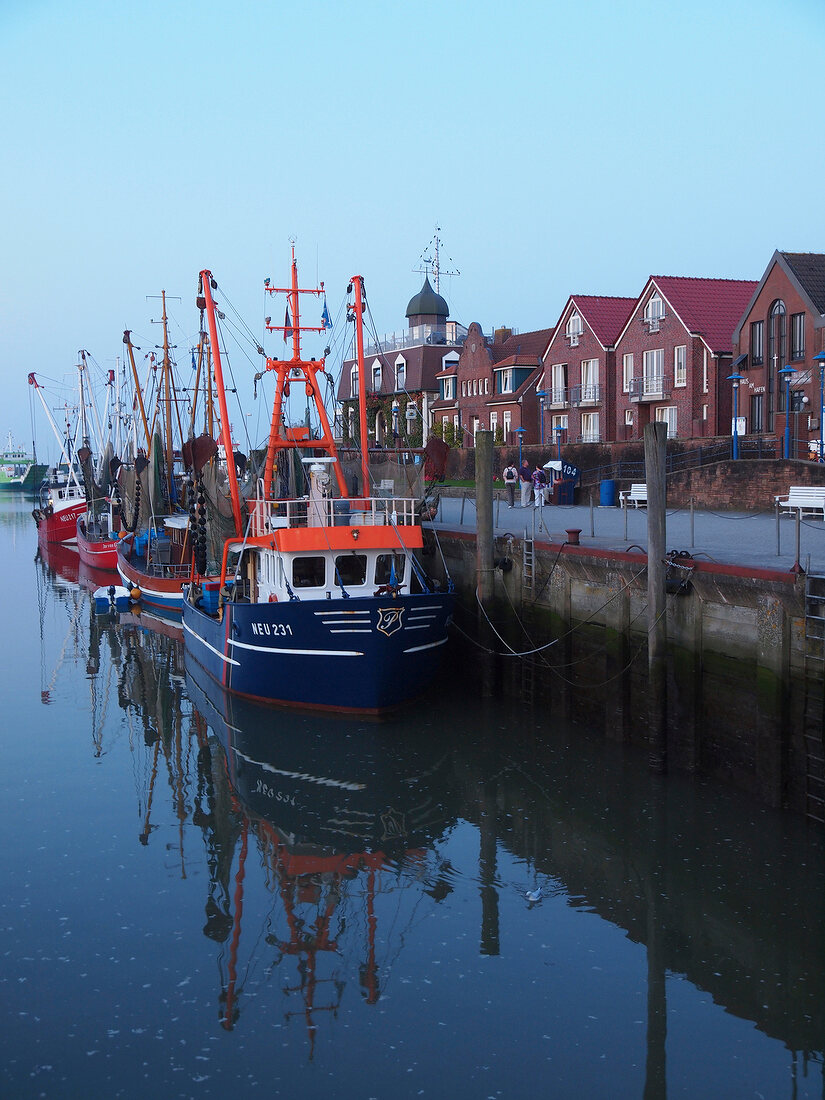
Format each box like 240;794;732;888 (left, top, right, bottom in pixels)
262;247;347;499
198;271;245;537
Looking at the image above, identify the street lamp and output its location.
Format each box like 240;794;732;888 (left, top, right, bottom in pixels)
554;425;564;460
536;391;547;447
814;352;825;463
727;372;743;460
779;365;797;459
515;426;527;466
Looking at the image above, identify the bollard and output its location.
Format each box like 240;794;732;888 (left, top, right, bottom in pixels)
566;528;581;545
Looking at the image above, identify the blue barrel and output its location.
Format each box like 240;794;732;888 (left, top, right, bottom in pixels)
599;479;616;507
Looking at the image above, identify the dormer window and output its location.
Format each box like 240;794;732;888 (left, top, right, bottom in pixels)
371;361;382;392
566;311;583;347
350;365;359;396
644;294;665;332
395;355;406;391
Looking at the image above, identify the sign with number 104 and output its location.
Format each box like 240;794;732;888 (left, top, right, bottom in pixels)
561;461;580;483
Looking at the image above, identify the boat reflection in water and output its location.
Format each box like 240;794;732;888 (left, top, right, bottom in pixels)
184;651;458;1043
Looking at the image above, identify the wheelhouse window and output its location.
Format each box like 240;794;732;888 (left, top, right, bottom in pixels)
375;554;406;585
334;553;367;587
791;313;805;360
293;556;326;588
751;320;764;365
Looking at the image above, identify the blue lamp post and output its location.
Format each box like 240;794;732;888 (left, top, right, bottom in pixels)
555;425;564;460
536;391;547;447
814;351;825;463
779;365;797;459
516;426;527;466
727;372;743;460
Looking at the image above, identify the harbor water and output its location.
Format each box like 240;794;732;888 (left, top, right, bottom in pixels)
3;497;824;1098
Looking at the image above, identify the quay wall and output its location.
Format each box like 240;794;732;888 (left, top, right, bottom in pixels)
426;528;820;818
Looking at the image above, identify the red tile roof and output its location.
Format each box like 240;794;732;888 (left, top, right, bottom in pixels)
491;327;554;364
651;276;758;354
569;296;636;347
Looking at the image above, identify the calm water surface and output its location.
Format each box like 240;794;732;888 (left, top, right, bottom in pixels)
2;498;823;1099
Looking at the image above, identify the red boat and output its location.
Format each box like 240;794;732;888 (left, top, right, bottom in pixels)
77;508;120;569
33;474;87;545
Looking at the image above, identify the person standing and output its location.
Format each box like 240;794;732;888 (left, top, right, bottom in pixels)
503;461;518;507
518;459;532;507
531;463;548;508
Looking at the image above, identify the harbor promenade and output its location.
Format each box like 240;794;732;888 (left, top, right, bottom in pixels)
431;493;825;575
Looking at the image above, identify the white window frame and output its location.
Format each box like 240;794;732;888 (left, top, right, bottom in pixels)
394;355;406;391
644;294;665;332
371;361;382;393
642;349;664;396
500;368;514;394
566;311;583;347
674;345;687;387
461;380;466;397
443;376;454;401
581;411;600;443
484;378;489;394
581;358;599;402
473;379;478;396
490;411;498;434
624;409;633;426
350;365;359;396
551;413;568;433
655;406;677;438
503;410;512;436
622;353;634;393
702;347;708;394
550;363;567;404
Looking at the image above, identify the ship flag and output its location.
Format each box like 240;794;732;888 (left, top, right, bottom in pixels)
284;305;293;343
321;298;332;330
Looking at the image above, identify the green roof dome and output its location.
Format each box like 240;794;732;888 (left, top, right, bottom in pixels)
405;276;449;320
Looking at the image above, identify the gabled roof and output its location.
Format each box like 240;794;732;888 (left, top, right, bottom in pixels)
782;252;825;314
490;327;554;364
570;295;636;349
733;251;825;340
618;276;758;354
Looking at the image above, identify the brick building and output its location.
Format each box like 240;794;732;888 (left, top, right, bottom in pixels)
430;322;553;445
540;295;636;446
613;276;757;441
731;251;825;454
338;276;465;446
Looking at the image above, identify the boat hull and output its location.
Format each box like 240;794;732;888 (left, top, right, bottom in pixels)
0;462;48;491
182;589;453;713
77;517;120;569
34;499;86;544
116;541;190;615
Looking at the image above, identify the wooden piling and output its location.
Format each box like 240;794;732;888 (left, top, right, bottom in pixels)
646;422;668;773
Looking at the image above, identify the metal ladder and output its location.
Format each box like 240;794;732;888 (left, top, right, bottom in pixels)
802;573;825;823
521;537;536;705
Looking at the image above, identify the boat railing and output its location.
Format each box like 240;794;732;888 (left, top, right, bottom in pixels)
249;495;419;536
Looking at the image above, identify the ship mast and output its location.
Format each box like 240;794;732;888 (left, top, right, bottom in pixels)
262;247;346;499
349;275;370;497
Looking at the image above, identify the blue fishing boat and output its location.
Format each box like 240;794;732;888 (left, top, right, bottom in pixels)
181;255;453;713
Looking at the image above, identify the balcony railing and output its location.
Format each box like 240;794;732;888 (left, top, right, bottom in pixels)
629;373;672;402
364;322;471;355
547;387;568;408
577;432;602;444
570;383;602;406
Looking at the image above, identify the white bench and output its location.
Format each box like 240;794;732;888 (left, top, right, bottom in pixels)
619;483;647;509
775;486;825;518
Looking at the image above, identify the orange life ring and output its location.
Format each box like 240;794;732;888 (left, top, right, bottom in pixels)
268;593;278;602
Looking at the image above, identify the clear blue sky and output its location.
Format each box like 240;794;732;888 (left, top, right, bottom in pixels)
2;0;823;459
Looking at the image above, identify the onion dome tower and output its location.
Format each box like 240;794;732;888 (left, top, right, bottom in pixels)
405;276;449;331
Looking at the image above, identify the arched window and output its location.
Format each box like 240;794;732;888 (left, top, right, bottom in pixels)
768;300;786;371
